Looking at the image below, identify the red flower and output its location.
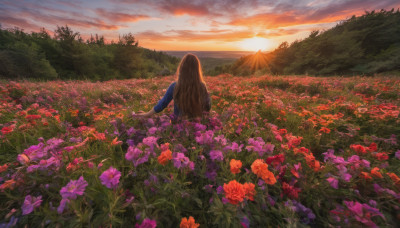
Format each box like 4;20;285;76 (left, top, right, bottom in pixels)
1;126;13;135
350;144;367;154
266;154;285;167
25;115;41;121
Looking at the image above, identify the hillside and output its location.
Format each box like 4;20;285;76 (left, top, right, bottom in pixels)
0;26;179;80
217;9;400;76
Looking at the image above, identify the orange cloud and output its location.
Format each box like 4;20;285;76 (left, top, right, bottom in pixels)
95;9;152;23
136;29;257;43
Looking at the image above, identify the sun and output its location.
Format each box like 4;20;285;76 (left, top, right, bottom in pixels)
240;37;272;52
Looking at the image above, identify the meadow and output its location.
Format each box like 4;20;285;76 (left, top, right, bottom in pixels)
0;75;399;227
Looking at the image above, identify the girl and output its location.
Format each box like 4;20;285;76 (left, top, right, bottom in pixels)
134;53;211;119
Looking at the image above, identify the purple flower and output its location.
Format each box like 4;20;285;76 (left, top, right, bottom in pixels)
125;146;149;167
148;127;157;135
195;130;214;145
209;150;223;161
216;186;224;194
224;142;244;153
100;166;121;189
222;197;229;204
142;136;158;151
60;176;88;200
57;199;70;214
172;152;193;170
205;170;217;181
265;143;275;154
214;135;227;146
127;127;135;136
174;144;188;154
21;195;42;215
246;137;273;156
395;150;400;159
193;123;207;131
135;218;157;228
285;200;316;224
326;177;338;189
322;149;336;162
344;201;385;226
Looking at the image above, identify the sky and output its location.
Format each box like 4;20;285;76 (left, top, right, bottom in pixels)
1;0;399;51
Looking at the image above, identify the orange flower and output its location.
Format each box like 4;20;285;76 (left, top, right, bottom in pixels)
158;149;172;165
387;173;400;186
361;172;372;180
180;216;200;228
251;159;276;185
223;180;246;205
261;170;277;185
318;127;331;134
304;154;321;172
111;137;123;145
230;159;242;174
0;179;16;191
0;164;8;173
371;167;383;179
251;159;268;177
243;183;256;201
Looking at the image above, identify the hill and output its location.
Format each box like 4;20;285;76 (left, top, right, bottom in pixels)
217;9;400;76
0;26;180;80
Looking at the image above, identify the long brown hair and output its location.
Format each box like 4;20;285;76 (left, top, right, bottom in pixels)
173;53;208;118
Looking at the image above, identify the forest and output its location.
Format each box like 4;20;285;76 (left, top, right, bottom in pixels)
0;25;179;80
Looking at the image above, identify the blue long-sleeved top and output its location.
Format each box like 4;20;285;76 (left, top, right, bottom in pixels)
153;82;211;116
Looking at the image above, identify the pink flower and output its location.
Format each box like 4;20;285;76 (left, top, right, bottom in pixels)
21;195;42;215
135;218;157;228
60;176;88;200
57;199;70;214
326;177;338;189
99;166;121;189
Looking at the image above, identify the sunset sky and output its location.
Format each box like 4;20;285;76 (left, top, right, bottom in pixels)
1;0;399;51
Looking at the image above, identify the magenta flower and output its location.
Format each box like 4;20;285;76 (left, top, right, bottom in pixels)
135;218;157;228
195;130;214;145
142;136;158;151
172;152;193;170
99;166;121;189
214;135;227;146
326;177;338;189
344;201;385;226
224;142;244;153
60;176;88;200
21;195;42;215
246;137;273;156
125;146;149;167
209;150;223;161
395;150;400;159
57;199;70;214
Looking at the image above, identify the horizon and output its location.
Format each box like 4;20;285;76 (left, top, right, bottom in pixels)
1;0;399;52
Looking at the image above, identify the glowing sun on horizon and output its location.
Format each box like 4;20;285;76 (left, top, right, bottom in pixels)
240;37;272;52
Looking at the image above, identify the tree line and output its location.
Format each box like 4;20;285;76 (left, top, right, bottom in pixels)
0;25;180;80
214;9;400;76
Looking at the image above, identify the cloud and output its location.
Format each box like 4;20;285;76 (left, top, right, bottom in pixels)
0;15;40;31
136;29;258;43
95;8;152;23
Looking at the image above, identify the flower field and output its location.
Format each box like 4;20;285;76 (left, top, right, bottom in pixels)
0;75;399;227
